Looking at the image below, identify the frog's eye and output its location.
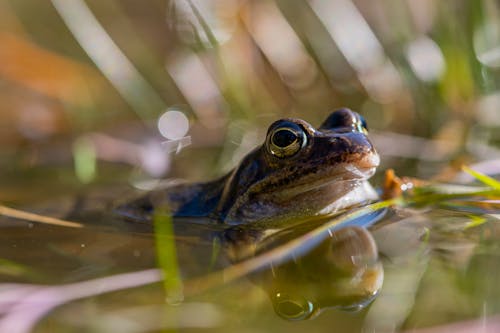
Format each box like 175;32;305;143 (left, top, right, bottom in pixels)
320;108;369;134
359;115;369;132
267;123;307;158
273;292;315;321
320;108;357;130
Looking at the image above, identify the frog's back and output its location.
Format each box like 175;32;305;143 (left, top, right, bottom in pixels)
115;176;227;222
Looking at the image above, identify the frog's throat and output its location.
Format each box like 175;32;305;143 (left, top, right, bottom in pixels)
316;180;378;215
222;179;378;224
265;164;377;200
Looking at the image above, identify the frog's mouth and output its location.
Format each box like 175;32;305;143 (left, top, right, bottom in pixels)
271;153;379;199
340;153;380;179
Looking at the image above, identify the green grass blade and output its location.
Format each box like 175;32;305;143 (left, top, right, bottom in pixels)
153;207;184;305
464;215;487;230
462;166;500;190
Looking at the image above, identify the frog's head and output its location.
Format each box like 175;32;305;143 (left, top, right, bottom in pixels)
264;108;378;180
217;108;379;224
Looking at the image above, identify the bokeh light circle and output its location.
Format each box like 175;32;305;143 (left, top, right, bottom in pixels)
157;109;190;140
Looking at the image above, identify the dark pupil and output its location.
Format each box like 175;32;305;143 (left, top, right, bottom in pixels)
272;129;298;148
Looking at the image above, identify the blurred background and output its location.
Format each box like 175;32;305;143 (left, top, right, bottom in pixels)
1;0;499;204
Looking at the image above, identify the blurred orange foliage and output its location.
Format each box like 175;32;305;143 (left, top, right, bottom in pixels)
0;31;101;104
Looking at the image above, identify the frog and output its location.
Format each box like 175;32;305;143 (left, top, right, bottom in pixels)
116;108;379;225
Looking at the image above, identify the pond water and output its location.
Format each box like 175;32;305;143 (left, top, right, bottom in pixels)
1;171;500;333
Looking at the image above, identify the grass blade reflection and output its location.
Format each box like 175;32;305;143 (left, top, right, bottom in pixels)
153;207;184;304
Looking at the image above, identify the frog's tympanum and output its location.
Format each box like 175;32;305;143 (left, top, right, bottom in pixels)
222;225;383;320
117;108;379;224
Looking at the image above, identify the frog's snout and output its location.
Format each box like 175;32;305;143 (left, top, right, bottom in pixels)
359;152;380;169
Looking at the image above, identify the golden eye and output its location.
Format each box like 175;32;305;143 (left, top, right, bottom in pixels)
356;115;369;134
267;123;307;158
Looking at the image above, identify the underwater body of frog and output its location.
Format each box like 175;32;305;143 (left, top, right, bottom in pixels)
116;108;379;224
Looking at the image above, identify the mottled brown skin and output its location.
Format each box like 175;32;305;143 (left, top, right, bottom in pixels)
116;108;379;224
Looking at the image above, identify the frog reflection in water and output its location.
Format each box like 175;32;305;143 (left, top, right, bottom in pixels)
222;225;383;320
117;108;379;224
